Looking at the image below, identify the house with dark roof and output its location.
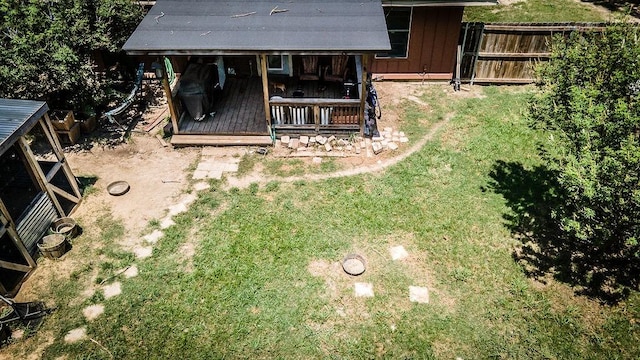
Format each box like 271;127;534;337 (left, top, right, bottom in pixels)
122;0;495;146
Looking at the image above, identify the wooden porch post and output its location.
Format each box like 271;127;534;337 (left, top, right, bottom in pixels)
359;54;370;136
161;57;180;134
259;54;272;134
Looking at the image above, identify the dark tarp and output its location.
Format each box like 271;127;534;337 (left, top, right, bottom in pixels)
178;63;219;120
123;0;391;55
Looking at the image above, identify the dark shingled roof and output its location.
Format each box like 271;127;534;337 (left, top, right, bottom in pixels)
123;0;391;55
0;99;48;156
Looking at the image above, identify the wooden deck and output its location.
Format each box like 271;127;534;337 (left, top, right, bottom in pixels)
177;76;355;136
177;76;268;136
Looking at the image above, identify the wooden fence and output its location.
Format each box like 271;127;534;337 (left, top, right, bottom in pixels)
459;22;607;84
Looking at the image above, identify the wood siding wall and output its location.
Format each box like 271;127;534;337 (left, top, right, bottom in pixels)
371;7;463;77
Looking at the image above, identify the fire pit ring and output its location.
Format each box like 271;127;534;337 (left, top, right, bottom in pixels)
107;181;130;196
342;253;366;276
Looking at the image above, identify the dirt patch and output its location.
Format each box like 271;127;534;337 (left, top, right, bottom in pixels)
67;134;200;236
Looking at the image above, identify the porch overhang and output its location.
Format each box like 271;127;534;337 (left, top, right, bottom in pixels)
123;0;391;56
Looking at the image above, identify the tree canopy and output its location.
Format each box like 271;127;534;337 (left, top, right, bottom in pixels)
0;0;143;111
530;23;640;299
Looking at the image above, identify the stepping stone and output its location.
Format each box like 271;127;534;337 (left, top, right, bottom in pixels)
312;157;322;164
389;245;409;260
103;282;122;299
168;203;188;216
207;170;223;180
83;304;104;321
133;246;153;259
64;327;87;343
123;265;139;278
143;230;163;244
354;282;374;298
220;163;239;172
11;329;24;340
192;170;208;180
181;193;198;206
193;182;210;191
196;162;218;171
409;286;429;303
160;217;175;229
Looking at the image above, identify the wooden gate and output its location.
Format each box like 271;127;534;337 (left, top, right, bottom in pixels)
459;22;606;84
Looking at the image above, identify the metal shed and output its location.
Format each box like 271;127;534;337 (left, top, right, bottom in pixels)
0;99;81;296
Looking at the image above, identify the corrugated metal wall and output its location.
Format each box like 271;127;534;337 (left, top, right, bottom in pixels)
16;192;58;255
371;7;463;77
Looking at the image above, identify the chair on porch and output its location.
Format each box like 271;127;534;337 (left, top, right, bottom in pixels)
324;55;349;83
299;56;320;81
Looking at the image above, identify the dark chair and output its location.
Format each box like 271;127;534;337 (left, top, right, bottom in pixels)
324;55;349;83
299;56;320;81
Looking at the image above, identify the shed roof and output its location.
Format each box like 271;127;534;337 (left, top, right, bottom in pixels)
0;99;48;156
123;0;391;55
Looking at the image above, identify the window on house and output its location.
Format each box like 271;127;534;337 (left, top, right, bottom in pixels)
377;7;412;59
267;55;284;70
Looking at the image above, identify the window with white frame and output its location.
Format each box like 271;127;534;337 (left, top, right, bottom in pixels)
267;55;284;70
377;7;412;58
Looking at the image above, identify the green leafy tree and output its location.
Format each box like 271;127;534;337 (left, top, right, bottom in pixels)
531;23;640;297
0;0;142;110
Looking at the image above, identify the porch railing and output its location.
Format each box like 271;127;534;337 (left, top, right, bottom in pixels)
269;98;361;132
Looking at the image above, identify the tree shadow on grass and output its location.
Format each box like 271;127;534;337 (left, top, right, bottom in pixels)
580;0;640;18
486;160;638;304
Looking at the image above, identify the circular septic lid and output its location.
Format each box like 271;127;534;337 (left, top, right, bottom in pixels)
107;181;130;196
342;254;366;276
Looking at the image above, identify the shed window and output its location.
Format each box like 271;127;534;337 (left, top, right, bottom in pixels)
377;7;412;59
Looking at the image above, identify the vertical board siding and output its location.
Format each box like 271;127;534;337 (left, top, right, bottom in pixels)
372;7;463;76
460;23;608;83
16;192;58;255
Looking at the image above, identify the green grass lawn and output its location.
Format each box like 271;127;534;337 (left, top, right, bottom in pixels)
8;85;640;359
464;0;626;22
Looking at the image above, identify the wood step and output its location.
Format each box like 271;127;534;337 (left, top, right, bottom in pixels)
170;134;273;146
